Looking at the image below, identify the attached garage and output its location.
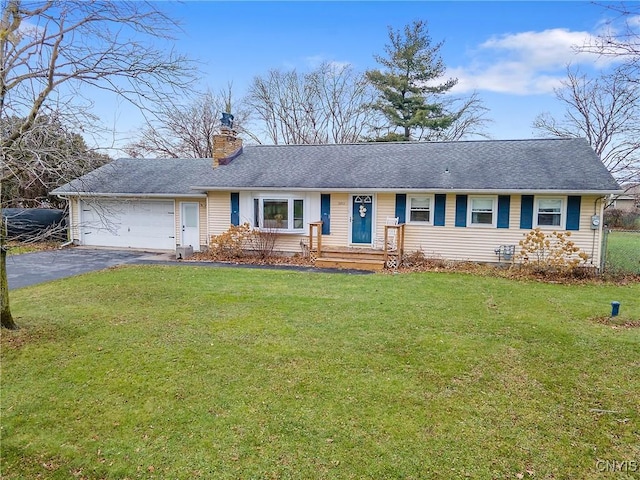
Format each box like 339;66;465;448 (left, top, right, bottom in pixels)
80;199;175;250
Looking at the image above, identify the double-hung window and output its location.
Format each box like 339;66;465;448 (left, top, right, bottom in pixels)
408;196;431;223
469;197;496;226
254;197;304;231
536;198;563;227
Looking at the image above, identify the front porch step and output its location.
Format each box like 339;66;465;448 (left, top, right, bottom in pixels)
314;257;386;271
319;247;387;261
313;247;395;271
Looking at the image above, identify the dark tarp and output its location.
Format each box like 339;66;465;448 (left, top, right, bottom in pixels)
2;208;66;240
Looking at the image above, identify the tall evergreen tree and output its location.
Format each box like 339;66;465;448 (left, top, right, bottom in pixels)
366;20;458;141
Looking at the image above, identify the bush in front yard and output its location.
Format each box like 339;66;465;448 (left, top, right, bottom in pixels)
202;224;281;262
514;228;590;275
206;223;254;260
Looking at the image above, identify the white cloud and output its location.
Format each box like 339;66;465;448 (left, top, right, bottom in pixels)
451;28;620;95
481;29;591;67
304;55;327;69
303;55;352;71
626;15;640;28
281;55;352;73
16;18;46;39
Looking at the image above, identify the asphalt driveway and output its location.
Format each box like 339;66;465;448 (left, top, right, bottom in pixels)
6;247;370;290
6;248;175;290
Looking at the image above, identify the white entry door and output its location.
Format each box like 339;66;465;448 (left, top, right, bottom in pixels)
181;202;200;250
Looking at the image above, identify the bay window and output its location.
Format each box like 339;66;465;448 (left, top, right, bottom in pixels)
254;197;305;231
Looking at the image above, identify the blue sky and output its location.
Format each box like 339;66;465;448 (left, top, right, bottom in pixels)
97;1;624;151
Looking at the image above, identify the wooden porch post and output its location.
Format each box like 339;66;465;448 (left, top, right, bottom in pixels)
308;221;323;257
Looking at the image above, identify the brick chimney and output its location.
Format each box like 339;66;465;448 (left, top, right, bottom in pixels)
212;131;242;167
212;112;242;167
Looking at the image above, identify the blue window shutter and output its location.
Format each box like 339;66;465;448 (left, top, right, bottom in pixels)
395;194;406;223
321;194;331;235
253;198;259;227
520;195;534;229
434;194;446;226
566;196;581;231
455;195;467;227
230;192;240;226
497;195;510;229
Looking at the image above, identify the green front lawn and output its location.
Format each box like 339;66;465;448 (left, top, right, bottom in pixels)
1;266;639;479
5;240;62;255
606;231;640;274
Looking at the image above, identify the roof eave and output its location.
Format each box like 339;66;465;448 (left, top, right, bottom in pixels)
191;186;624;195
53;191;207;198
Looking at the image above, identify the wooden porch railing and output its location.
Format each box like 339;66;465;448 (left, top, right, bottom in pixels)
307;221;405;269
384;223;405;266
308;221;323;257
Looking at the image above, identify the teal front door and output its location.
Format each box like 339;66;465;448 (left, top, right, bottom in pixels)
351;195;373;244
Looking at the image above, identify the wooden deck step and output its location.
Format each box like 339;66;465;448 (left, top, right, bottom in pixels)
319;249;386;261
312;247;398;271
314;257;385;271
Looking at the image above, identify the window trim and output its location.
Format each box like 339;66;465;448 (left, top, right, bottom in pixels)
467;195;497;227
407;195;434;224
534;196;565;230
253;195;306;232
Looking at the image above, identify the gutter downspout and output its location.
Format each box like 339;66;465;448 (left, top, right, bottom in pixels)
56;194;78;248
592;196;605;269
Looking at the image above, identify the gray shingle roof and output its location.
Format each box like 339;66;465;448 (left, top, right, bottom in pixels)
52;138;622;195
52;158;214;195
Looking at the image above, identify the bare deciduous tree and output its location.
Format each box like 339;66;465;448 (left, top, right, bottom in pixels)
533;67;640;184
125;87;257;158
2;114;110;208
307;63;382;144
248;68;315;144
247;62;380;144
577;2;639;83
1;0;196;330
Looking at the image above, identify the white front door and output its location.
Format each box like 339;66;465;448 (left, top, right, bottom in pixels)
180;202;200;250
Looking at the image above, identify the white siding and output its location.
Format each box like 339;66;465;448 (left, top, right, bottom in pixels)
205;191;607;266
238;192;254;226
69;197;80;241
324;193;350;247
401;194;606;266
307;193;321;224
208;191;231;237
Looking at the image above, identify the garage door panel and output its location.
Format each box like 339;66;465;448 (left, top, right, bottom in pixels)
80;200;175;250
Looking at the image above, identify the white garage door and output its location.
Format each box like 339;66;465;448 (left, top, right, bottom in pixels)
80;199;175;250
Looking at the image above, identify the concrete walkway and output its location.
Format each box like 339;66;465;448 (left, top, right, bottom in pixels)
6;247;370;290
